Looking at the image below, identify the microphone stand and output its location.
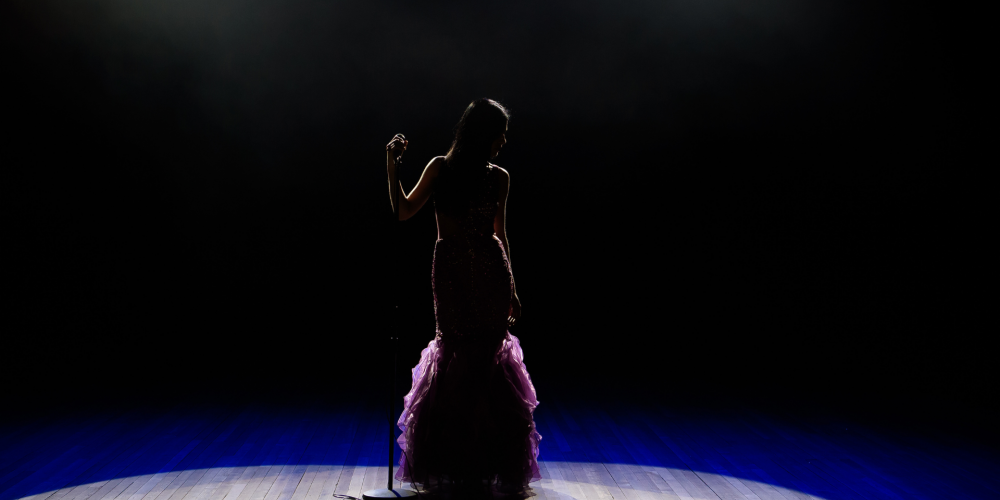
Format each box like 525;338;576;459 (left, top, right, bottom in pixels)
363;146;417;499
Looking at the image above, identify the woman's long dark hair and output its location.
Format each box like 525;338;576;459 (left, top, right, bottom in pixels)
435;98;510;216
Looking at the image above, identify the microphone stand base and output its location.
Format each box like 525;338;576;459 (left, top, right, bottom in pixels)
362;488;418;499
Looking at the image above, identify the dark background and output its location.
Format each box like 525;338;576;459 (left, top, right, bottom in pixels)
3;0;986;440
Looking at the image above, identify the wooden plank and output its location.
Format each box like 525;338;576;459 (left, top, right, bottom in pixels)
694;414;811;500
535;460;574;500
565;406;676;499
219;409;304;500
258;413;325;500
181;410;269;500
106;411;211;500
155;410;270;500
682;412;851;500
756;420;904;499
190;411;272;500
300;406;363;500
669;410;840;500
553;402;679;499
643;414;765;500
358;410;390;496
535;410;628;498
148;470;199;500
563;459;621;500
635;409;755;500
332;403;382;499
122;421;207;500
58;411;188;498
290;408;349;493
610;413;723;500
237;410;313;500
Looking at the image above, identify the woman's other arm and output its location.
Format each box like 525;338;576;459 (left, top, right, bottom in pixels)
386;135;442;220
494;167;513;272
493;166;521;326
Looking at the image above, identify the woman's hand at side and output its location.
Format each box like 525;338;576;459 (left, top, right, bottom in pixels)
509;292;521;328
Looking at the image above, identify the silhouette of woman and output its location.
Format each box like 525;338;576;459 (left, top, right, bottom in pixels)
385;99;541;497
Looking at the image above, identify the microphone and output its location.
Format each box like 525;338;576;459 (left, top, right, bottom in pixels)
391;134;407;163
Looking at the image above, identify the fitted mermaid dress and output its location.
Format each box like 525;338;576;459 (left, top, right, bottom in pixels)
395;164;542;488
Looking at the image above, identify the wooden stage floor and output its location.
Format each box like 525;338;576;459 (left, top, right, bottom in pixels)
1;396;996;500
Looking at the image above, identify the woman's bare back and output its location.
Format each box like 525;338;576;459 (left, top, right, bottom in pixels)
387;148;518;326
434;207;463;240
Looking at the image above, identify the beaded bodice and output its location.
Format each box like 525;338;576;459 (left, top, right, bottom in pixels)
430;163;510;344
447;165;499;237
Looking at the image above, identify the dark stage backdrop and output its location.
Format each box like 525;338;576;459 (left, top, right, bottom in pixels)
4;0;982;435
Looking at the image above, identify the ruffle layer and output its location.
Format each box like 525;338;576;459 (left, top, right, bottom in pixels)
396;332;541;486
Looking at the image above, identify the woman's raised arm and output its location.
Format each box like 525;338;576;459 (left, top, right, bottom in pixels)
386;135;443;220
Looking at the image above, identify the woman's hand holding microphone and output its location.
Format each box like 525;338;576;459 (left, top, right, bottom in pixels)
386;133;407;162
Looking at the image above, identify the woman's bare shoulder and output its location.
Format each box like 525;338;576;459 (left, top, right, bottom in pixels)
491;164;510;181
424;156;447;175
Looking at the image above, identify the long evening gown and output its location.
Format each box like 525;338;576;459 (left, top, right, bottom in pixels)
395;164;542;490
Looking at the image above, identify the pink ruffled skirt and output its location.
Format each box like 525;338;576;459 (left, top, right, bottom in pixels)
395;331;541;487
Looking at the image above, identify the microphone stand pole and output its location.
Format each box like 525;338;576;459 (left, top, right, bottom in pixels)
363;147;417;499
